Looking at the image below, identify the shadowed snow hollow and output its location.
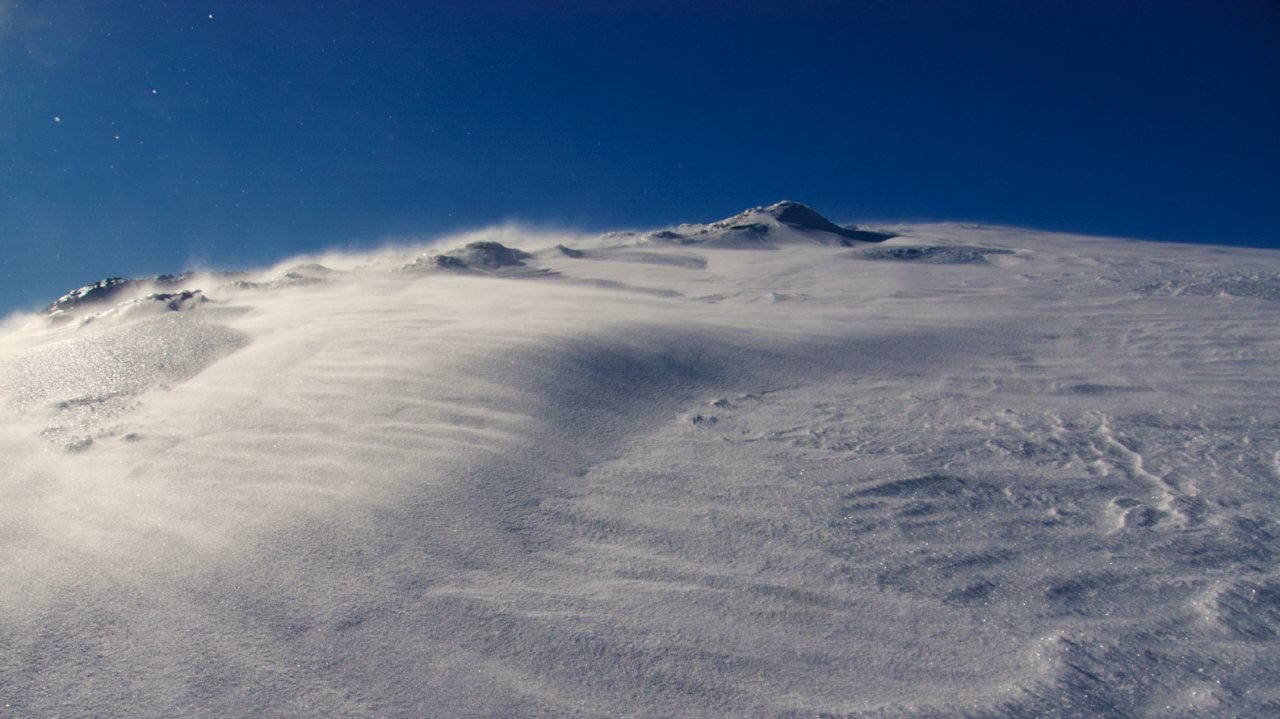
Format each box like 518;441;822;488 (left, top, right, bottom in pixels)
1;204;1279;718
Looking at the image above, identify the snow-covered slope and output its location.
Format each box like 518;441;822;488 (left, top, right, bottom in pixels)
2;205;1279;717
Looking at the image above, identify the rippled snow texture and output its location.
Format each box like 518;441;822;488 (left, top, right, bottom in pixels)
1;221;1278;718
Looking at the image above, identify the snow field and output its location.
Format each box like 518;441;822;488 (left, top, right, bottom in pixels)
2;210;1279;717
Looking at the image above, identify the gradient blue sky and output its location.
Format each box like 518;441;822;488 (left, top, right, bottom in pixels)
2;0;1278;314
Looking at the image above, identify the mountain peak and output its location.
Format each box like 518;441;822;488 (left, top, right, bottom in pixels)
757;201;895;243
759;200;832;226
648;201;895;247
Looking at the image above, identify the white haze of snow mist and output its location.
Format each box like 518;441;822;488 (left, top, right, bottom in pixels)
1;207;1279;717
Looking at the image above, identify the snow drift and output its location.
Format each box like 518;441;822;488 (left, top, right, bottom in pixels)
1;203;1279;717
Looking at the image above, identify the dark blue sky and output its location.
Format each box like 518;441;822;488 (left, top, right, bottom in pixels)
2;0;1278;313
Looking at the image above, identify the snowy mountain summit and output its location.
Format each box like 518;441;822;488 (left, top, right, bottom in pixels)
650;200;896;247
3;208;1280;718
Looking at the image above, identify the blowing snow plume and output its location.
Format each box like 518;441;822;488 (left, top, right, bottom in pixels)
2;203;1280;717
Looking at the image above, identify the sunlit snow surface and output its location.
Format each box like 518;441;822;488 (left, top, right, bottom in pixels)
2;212;1279;718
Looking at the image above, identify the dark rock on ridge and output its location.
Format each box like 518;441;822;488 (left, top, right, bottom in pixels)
68;290;211;327
46;277;136;314
140;290;208;311
856;245;1014;265
453;241;532;269
430;255;468;270
648;230;685;241
45;270;247;322
404;241;535;273
723;222;770;235
154;272;197;286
